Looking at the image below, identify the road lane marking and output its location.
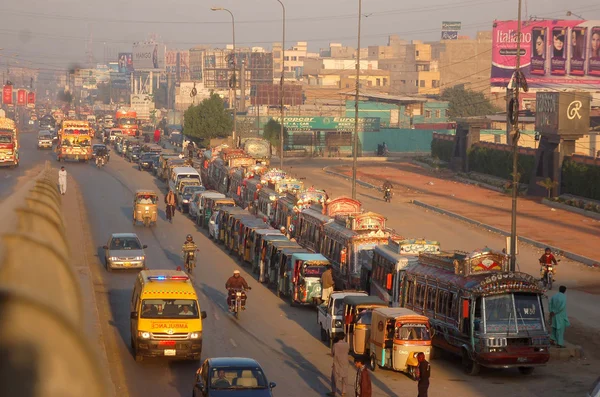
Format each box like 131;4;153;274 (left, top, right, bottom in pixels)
229;338;237;347
213;311;220;321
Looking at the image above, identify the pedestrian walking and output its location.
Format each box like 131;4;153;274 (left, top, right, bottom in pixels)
321;264;334;305
326;335;349;397
354;357;371;397
416;352;431;397
549;285;570;348
58;166;67;195
165;189;177;223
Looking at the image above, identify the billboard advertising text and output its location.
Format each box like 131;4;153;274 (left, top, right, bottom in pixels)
2;85;13;105
17;89;26;106
27;92;36;107
118;53;134;73
491;20;600;91
132;43;166;71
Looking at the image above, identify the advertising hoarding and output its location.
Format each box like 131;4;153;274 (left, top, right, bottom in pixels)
27;92;36;107
132;42;166;71
118;53;134;73
2;85;13;105
17;89;26;106
272;116;380;132
491;20;600;91
130;94;154;121
535;92;590;138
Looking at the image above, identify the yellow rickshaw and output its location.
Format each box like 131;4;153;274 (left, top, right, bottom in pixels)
133;189;159;227
342;296;387;356
369;307;432;380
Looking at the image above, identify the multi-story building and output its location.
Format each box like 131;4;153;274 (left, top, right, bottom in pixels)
165;50;190;82
189;45;211;81
272;41;318;81
414;41;440;95
202;48;273;92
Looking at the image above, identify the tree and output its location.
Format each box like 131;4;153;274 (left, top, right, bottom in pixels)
183;93;232;141
440;86;499;120
263;119;287;149
537;177;558;198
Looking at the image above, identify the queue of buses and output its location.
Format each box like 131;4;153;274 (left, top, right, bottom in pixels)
188;142;551;376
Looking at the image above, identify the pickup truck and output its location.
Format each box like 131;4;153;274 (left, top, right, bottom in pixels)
317;291;367;346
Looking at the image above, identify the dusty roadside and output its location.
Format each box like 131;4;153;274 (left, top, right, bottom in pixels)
61;171;128;396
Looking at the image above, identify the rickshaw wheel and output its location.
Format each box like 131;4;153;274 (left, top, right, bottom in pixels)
143;218;150;227
370;354;377;371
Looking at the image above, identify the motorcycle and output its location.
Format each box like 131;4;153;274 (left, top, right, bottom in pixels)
96;155;106;168
541;260;559;290
384;188;392;203
229;288;250;319
184;249;198;273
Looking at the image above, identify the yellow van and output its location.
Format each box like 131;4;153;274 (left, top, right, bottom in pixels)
130;270;207;362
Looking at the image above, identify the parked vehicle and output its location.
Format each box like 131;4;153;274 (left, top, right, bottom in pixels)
342;295;387;355
317;291;367;345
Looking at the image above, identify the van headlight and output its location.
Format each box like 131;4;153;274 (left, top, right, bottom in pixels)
334;320;342;328
138;331;150;339
190;332;201;339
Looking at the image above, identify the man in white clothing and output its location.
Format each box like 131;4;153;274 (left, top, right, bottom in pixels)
58;166;67;195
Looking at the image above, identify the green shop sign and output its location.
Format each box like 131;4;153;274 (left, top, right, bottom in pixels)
272;117;380;132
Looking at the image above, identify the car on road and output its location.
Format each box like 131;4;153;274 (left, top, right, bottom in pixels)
193;357;276;397
150;156;161;175
138;153;158;171
178;185;206;213
126;146;141;163
92;144;110;161
103;233;147;272
37;130;53;149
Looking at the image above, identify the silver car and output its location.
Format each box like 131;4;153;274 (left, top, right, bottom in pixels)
103;233;147;272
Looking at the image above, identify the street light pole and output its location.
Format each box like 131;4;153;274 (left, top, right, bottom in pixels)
211;7;237;146
276;0;286;169
352;0;362;200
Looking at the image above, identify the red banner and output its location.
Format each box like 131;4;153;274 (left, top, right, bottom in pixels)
17;89;27;106
2;85;12;105
27;91;36;105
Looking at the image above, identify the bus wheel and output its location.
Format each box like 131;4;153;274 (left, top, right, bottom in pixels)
462;350;480;376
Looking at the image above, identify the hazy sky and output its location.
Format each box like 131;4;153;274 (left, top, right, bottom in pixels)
1;0;599;72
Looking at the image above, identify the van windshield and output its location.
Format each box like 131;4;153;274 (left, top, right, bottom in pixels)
141;299;199;319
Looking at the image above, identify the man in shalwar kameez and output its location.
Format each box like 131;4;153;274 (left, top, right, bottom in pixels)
549;285;570;348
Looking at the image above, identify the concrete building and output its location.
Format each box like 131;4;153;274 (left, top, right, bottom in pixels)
368;35;418;95
320;43;356;59
272;41;318;81
202;48;273;91
189;45;211;81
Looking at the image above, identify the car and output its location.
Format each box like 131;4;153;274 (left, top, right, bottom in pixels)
150;156;161;175
102;233;147;272
138;153;158;171
126;146;141;162
178;185;206;213
208;212;219;240
37;131;53;149
193;357;276;397
92;144;110;161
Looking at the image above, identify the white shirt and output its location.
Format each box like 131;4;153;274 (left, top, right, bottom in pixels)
58;170;67;181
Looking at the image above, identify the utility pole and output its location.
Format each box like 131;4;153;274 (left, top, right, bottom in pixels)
276;0;286;169
351;0;362;200
509;0;525;272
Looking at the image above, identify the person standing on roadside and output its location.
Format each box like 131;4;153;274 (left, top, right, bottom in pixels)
326;335;349;397
416;352;431;397
354;357;371;397
58;166;67;195
549;285;570;348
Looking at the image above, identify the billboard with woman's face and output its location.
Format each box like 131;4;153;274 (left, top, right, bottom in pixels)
491;20;600;91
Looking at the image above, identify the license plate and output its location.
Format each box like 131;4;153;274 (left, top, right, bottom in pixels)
124;262;131;267
517;357;528;363
164;349;176;356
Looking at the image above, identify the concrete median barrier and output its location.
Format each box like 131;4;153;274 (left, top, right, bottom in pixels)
0;161;110;397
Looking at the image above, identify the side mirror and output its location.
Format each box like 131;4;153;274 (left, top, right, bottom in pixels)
196;383;205;392
103;245;109;250
130;312;138;319
143;245;148;249
201;311;207;319
269;382;277;389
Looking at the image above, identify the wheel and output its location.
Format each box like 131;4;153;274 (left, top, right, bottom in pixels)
462;351;480;376
547;276;553;291
518;367;534;375
370;354;377;371
143;218;150;227
234;310;240;320
320;327;327;342
105;257;113;273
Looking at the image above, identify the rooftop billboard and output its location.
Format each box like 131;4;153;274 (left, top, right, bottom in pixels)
491;20;600;92
132;42;166;71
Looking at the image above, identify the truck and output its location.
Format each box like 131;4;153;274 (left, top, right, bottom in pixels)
115;109;138;137
317;291;367;346
56;120;93;162
0;117;19;168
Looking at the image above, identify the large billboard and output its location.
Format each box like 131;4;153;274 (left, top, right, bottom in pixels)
491;20;600;91
132;42;166;71
118;53;134;73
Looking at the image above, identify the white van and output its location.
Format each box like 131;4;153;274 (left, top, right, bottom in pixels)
169;166;201;193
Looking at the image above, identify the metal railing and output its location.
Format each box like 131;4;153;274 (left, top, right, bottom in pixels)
0;161;109;397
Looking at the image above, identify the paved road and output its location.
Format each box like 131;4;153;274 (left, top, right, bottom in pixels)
60;151;598;397
0;130;52;201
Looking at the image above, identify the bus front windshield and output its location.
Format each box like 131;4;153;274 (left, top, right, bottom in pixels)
484;293;544;334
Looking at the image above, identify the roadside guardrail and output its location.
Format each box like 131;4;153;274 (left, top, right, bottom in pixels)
0;161;109;397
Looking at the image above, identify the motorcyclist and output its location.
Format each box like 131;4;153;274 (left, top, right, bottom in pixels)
225;270;250;310
96;146;108;165
539;247;558;280
382;180;393;201
182;234;198;269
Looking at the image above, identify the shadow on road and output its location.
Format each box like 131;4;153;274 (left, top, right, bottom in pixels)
275;338;329;395
162;248;182;269
199;282;228;312
120;206;132;222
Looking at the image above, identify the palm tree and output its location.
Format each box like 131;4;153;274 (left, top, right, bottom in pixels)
536;177;558;198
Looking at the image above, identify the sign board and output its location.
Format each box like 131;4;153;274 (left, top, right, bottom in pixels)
27;92;35;108
132;42;166;71
442;21;462;31
441;31;459;40
17;89;26;106
118;53;134;73
491;20;600;91
535;91;590;138
273;116;380;132
2;85;13;105
130;94;154;121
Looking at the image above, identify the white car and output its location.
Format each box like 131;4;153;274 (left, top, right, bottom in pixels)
208;212;219;240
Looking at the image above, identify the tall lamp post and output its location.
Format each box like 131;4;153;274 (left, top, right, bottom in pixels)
351;0;362;200
276;0;286;169
211;7;237;146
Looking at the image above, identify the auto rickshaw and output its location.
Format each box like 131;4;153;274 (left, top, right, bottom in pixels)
236;221;271;261
205;198;236;230
279;253;329;306
253;233;290;281
229;216;267;255
369;307;432;380
133;190;159;227
265;240;303;287
219;207;248;244
243;228;281;265
342;295;387;356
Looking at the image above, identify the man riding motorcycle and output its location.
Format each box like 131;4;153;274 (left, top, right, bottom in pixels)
96;146;109;166
539;247;558;281
382;180;393;202
225;270;250;310
182;234;198;271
